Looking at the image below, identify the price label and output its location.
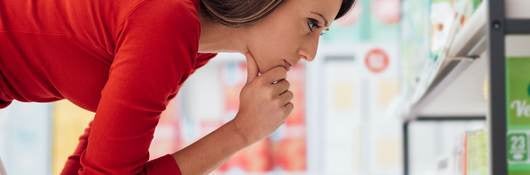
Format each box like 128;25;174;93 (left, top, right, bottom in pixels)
508;132;528;162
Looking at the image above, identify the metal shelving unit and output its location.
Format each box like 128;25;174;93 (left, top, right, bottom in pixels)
489;1;530;174
401;0;530;175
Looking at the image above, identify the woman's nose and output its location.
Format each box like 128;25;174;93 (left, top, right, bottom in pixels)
299;49;315;62
298;36;319;62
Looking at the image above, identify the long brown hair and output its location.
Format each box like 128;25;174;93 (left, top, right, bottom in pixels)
200;0;355;27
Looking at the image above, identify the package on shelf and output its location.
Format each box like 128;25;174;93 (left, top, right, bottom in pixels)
430;0;457;56
430;133;466;175
465;129;488;175
506;57;530;174
454;0;482;27
430;128;488;175
430;0;482;55
400;0;484;105
443;0;483;53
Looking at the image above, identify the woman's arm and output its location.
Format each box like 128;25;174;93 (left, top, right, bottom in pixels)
73;1;203;174
172;120;247;175
173;54;294;175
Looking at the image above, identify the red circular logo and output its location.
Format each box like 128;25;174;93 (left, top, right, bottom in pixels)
364;48;390;74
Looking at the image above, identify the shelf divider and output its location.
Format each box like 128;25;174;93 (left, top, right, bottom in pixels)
505;19;530;34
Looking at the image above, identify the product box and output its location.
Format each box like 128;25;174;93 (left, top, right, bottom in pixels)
466;129;488;175
506;57;530;175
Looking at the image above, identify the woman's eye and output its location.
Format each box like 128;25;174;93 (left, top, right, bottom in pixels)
320;28;330;36
307;18;321;32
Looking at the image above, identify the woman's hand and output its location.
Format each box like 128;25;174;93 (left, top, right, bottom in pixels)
231;53;295;145
172;53;294;175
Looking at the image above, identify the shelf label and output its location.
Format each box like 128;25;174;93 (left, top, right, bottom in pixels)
508;132;528;162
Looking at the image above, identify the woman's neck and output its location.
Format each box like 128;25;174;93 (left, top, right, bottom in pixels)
198;16;248;53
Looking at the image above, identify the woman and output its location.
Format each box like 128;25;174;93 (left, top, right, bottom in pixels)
0;0;354;174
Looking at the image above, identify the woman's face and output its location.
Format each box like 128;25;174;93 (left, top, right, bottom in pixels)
243;0;343;73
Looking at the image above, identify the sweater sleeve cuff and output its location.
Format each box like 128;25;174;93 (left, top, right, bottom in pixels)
145;154;182;175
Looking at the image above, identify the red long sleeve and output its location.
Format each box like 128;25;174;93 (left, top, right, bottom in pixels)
0;0;216;174
77;0;199;173
62;121;182;175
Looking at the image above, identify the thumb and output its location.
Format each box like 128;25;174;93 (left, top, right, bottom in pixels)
245;52;259;85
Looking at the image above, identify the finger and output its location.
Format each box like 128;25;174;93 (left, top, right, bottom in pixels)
245;52;259;85
261;66;287;84
277;90;294;105
272;80;290;95
282;102;294;116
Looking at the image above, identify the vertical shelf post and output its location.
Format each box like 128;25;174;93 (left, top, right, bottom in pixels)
487;0;508;174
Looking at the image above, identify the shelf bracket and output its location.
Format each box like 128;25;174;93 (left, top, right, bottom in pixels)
505;19;530;34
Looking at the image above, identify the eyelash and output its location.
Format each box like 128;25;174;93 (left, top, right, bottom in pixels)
307;18;329;36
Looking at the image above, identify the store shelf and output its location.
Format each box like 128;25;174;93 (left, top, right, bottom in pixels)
405;37;530;120
408;55;487;118
403;1;530;174
441;0;530;57
447;2;487;58
402;2;488;120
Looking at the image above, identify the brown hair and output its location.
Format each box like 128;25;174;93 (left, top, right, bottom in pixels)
200;0;355;27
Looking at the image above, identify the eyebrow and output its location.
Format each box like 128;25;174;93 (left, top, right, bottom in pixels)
311;12;330;27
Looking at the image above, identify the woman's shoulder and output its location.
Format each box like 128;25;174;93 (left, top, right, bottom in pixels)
115;0;203;43
119;0;201;22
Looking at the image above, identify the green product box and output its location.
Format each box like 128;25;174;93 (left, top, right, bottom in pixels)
506;57;530;174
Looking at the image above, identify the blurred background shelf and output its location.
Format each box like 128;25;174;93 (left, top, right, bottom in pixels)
402;1;487;120
446;1;487;58
401;0;530;121
402;0;530;175
407;56;487;119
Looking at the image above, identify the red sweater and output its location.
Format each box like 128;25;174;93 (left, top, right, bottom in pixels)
0;0;216;174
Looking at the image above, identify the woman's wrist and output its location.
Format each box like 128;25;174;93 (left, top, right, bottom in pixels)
172;117;257;174
227;117;252;147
